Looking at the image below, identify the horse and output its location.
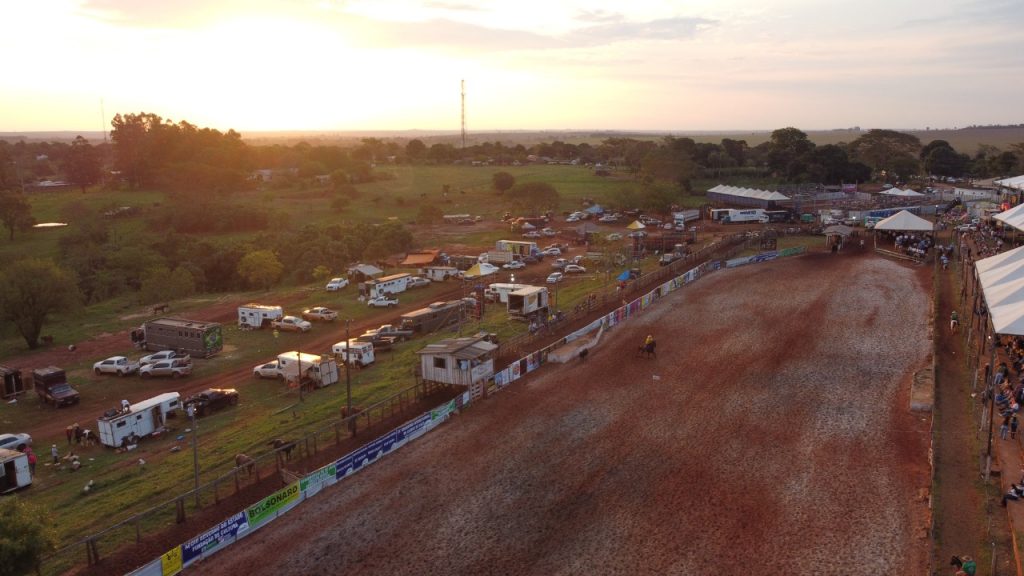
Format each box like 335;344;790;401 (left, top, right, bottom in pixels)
637;341;657;359
268;439;296;461
235;453;255;477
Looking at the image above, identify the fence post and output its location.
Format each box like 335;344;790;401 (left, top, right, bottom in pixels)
175;497;185;524
213;477;220;504
134;518;141;543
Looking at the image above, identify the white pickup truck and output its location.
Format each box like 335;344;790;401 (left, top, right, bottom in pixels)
367;296;399;308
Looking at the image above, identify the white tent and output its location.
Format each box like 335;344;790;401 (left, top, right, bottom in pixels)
976;248;1024;336
975;245;1024;275
994;203;1024;232
873;210;934;232
995;175;1024;191
881;188;925;197
989;301;1024;335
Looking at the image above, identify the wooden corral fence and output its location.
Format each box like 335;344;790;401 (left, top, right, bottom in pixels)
42;379;454;575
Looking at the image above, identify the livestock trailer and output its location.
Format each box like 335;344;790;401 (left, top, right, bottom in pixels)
237;304;284;329
331;340;376;367
399;300;470;333
420;266;459;282
277;352;339;388
0;449;31;493
507;286;550;320
0;365;24;398
495;240;539;257
132;318;223;358
97;392;181;448
360;273;412;299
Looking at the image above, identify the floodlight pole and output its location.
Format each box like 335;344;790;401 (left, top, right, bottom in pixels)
188;405;199;507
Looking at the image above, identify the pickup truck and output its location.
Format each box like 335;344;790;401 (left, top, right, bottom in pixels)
367;296;399;308
354;333;398;351
272;316;312;332
365;324;414;342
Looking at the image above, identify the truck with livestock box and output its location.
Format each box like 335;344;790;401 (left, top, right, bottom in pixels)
507;286;549;320
131;318;223;358
276;352;339;388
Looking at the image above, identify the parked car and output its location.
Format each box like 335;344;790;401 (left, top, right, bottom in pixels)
253;360;283;379
598;214;619;223
184;388;239;417
139;358;192;379
407;276;431;288
521;231;542;238
551;258;568;269
956;224;977;232
301;307;338;321
0;433;32;452
571;255;585;265
272;316;312;332
325;277;349;291
607;233;623;241
563;264;587;274
140;350;190;366
546;272;564;283
503;260;525;270
522;255;539;264
541;227;557;237
367;296;399;308
541;247;561;256
92;356;140;377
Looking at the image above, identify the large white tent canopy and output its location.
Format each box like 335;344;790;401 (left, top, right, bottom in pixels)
880;188;925;197
976;245;1024;335
707;184;790;201
995;175;1024;191
993;203;1024;232
873;210;934;232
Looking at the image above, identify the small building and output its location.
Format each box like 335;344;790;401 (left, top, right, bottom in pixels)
417;334;498;390
401;249;440;267
420;265;459;282
347;264;384;282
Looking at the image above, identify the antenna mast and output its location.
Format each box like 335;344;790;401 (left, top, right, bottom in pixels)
460;79;466;150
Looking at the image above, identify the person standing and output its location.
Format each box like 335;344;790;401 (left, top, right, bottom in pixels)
65;425;73;445
26;448;36;477
50;444;59;464
1001;415;1011;440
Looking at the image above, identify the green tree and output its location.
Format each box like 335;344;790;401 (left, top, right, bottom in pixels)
64;136;102;193
923;145;968;177
0;259;80;349
640;137;697;189
137;266;196;304
311;265;332;284
507;182;560;212
491;171;516;195
405;139;427;161
0;191;35;240
237;250;283;290
848;129;921;177
0;498;58;576
766;127;814;181
417;204;444;225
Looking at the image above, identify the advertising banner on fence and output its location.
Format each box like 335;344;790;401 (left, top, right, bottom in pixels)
160;546;182;576
246;482;301;528
300;464;338;498
181;511;250;566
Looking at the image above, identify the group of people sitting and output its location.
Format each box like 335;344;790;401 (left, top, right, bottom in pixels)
892;232;934;260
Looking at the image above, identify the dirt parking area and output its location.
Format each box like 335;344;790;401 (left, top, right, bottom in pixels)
191;250;935;575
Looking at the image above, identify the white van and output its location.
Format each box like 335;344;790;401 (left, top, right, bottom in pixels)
332;340;375;367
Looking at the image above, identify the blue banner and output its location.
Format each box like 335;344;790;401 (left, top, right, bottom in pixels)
181;512;249;566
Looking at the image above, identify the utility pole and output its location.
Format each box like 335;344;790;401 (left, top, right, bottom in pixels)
188;405;199;507
345;319;352;418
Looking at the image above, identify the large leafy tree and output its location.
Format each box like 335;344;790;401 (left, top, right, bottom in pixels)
923;144;969;178
237;250;284;290
405;139;427;161
0;191;35;240
848;129;921;177
0;259;80;349
491;171;515;195
0;498;57;576
766;127;814;181
506;182;560;212
64;136;102;193
640;137;697;189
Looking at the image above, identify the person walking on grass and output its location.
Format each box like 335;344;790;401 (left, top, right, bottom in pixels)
950;310;959;333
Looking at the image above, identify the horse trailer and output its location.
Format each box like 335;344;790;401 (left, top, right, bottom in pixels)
131;318;223;358
420;266;459;282
508;286;549;320
360;273;412;299
399;299;470;334
97;392;182;448
0;449;32;493
331;340;376;367
276;352;339;388
237;304;284;329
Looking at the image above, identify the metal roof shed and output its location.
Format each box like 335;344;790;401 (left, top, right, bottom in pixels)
417;334;498;387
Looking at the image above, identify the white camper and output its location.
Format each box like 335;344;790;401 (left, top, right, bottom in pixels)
97;392;182;448
420;266;459;282
238;304;284;329
485;283;534;304
0;448;32;493
331;340;376;367
360;273;412;299
277;352;339;388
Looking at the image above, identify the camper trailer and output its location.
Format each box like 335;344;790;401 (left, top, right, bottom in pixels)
0;449;32;493
331;340;376;367
495;240;539;257
399;300;470;333
420;266;459;282
507;286;550;320
131;318;223;358
276;352;339;388
360;273;412;299
237;304;284;329
97;392;181;448
485;283;534;304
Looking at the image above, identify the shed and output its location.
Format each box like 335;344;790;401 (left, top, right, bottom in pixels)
1;365;25;398
417;334;498;387
401;250;440;267
347;264;384;282
0;448;31;493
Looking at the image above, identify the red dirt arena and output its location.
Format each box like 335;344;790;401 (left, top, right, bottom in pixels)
198;251;933;575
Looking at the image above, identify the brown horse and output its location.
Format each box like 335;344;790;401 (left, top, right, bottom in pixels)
268;439;296;461
235;453;255;477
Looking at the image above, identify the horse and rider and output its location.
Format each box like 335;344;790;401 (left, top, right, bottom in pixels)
638;334;657;358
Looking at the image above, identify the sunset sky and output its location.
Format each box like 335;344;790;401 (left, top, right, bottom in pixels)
1;0;1021;133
